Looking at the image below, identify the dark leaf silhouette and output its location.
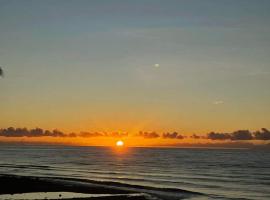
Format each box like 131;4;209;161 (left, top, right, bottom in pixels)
0;67;3;77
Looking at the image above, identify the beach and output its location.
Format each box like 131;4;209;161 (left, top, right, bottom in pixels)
0;174;200;200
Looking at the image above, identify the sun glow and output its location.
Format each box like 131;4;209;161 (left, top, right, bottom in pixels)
116;140;124;147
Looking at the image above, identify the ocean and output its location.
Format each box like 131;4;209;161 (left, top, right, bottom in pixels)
0;144;269;200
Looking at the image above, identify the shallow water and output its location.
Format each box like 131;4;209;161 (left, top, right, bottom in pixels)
0;144;269;200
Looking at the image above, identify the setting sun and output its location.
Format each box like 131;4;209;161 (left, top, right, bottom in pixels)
116;140;124;147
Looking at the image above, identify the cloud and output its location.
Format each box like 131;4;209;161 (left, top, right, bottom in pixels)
79;131;128;138
68;132;77;137
1;127;270;142
0;127;65;137
254;128;270;140
247;70;270;77
136;131;160;139
207;130;256;141
231;130;253;140
191;134;203;139
162;132;184;139
207;132;231;140
213;100;224;105
78;132;105;137
0;128;131;138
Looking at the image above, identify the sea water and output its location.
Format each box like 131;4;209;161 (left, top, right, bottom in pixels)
0;144;269;200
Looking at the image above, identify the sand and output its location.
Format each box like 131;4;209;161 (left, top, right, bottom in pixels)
0;174;201;200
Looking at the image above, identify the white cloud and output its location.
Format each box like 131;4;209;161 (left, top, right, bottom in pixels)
213;100;224;105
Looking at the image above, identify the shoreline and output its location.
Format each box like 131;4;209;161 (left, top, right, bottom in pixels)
0;174;202;200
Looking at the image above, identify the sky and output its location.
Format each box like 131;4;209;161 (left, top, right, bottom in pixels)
0;0;270;146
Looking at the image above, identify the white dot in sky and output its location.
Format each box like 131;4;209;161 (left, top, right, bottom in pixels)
154;64;160;67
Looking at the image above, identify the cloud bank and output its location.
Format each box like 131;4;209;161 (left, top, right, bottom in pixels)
207;128;270;141
0;127;65;137
0;127;270;141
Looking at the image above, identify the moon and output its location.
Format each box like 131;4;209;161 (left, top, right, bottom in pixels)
154;64;160;68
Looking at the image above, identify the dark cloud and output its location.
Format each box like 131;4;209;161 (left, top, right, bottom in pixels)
79;132;104;137
162;132;184;139
0;127;65;137
137;131;160;139
231;130;253;140
207;130;255;141
78;131;128;138
1;127;270;141
0;127;28;137
0;128;129;138
191;134;203;139
254;128;270;140
207;132;231;140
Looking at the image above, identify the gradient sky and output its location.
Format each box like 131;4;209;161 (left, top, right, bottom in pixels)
1;0;270;135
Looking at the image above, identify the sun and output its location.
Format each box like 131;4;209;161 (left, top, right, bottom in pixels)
116;140;124;147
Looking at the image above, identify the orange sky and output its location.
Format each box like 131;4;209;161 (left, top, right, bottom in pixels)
0;134;268;149
1;1;270;146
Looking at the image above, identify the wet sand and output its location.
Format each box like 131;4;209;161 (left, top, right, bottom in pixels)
0;174;201;200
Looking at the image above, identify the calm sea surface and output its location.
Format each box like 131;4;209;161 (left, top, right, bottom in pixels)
0;144;269;200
